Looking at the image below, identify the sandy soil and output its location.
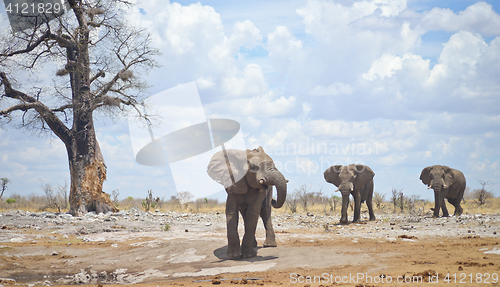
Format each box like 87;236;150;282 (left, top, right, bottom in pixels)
1;209;500;286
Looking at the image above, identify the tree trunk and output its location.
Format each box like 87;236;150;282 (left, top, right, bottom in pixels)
67;117;117;216
67;144;118;215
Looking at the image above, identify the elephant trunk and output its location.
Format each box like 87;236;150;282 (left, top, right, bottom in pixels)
262;167;287;209
432;183;442;217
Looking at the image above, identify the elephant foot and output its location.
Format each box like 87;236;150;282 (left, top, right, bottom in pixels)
352;218;360;224
442;213;449;217
263;238;277;247
227;244;242;259
339;219;349;225
241;246;257;258
369;217;376;221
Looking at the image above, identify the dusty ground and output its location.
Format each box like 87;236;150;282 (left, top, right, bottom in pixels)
1;208;500;286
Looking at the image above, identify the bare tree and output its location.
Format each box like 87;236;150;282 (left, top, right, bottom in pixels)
0;0;158;216
41;181;68;213
405;194;420;215
111;189;119;206
178;191;193;207
297;184;312;212
373;191;385;209
391;188;404;213
473;180;494;205
286;190;298;213
0;178;10;200
328;195;341;212
399;190;404;213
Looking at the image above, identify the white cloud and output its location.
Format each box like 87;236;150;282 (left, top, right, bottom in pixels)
297;0;407;34
3;0;500;200
438;31;487;71
228;20;262;52
196;76;216;90
379;153;408;166
306;120;372;138
421;2;500;36
129;2;226;55
266;25;303;76
221;64;268;97
363;54;403;80
309;82;354;96
238;93;296;117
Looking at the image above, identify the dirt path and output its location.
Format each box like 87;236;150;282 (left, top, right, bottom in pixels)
1;209;500;286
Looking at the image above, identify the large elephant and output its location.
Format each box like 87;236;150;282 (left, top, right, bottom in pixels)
207;146;287;259
324;164;375;224
420;165;465;218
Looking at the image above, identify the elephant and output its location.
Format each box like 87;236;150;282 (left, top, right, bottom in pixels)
420;165;465;218
324;164;375;224
207;146;287;259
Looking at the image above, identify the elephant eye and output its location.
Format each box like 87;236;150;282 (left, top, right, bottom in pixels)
249;165;259;172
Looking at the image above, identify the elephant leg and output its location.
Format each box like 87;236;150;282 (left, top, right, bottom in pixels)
441;197;449;217
225;193;241;259
240;206;257;247
241;191;266;258
366;195;376;221
261;187;277;247
352;192;361;223
452;197;463;216
340;193;350;224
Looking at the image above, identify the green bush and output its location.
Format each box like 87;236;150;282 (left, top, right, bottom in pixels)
163;223;171;231
6;198;16;204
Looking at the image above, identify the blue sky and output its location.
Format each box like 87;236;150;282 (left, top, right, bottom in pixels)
1;0;500;202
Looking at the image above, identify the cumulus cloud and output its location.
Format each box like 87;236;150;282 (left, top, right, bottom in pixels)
306;120;372;138
3;0;500;199
221;64;268;97
420;2;500;36
228;20;263;52
208;90;296;118
267;26;302;72
438;31;487;72
309;82;354;96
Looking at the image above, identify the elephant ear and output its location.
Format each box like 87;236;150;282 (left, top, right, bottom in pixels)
354;165;375;188
442;165;454;188
207;149;249;189
324;165;343;187
420;166;433;186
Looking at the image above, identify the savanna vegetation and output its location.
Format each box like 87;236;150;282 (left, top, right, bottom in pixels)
0;179;497;216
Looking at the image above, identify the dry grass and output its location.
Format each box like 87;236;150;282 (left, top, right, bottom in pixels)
1;193;498;216
274;197;500;217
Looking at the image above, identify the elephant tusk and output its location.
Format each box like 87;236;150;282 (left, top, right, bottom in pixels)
259;179;265;185
427;186;432;189
286;180;289;183
334;188;340;192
